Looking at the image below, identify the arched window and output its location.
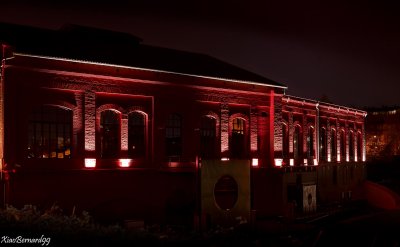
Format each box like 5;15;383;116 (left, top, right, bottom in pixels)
331;129;337;162
200;116;217;159
128;112;146;158
166;114;182;158
340;130;346;162
349;131;354;161
307;126;314;158
231;118;246;159
320;127;327;161
293;125;302;161
282;123;289;158
27;105;72;158
100;110;120;158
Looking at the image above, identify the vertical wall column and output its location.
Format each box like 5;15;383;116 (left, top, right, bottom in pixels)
84;90;96;157
73;92;84;157
288;112;294;156
121;114;128;157
272;91;283;160
220;102;229;157
302;114;307;159
336;118;340;162
250;106;258;157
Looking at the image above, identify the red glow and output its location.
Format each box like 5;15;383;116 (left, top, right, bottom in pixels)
221;157;230;161
313;158;318;166
290;159;294;166
252;158;259;167
85;158;96;168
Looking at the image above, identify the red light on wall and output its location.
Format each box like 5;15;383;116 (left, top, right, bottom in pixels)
119;159;131;168
252;158;259;167
313;159;318;166
290;159;294;166
221;157;230;161
304;159;308;166
85;158;96;168
274;158;283;167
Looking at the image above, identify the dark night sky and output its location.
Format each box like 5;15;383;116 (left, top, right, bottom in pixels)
1;0;400;108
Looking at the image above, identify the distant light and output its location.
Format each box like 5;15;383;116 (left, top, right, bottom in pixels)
85;158;96;168
168;162;179;168
304;159;308;166
313;159;318;166
290;159;294;166
119;159;131;168
274;158;283;167
337;155;341;162
355;156;358;162
252;158;259;167
327;156;331;162
221;157;230;161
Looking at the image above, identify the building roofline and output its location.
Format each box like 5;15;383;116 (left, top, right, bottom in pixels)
283;95;367;116
13;52;288;90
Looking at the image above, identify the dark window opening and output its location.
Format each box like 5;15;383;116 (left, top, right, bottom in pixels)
307;126;314;158
331;129;337;162
340;130;346;162
282;124;289;158
200;116;217;159
320;127;327;161
357;132;362;161
293;125;301;161
128;112;146;158
349;131;354;161
27;105;72;159
231;118;246;159
100;110;120;158
166;114;182;158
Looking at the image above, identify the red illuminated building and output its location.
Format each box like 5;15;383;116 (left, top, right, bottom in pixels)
0;23;368;225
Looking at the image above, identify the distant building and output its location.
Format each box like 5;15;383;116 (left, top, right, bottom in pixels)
366;107;400;159
0;23;367;226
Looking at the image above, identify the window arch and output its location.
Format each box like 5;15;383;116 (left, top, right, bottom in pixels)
320;127;327;162
166;114;182;158
100;110;121;158
27;105;72;159
293;125;302;161
200;115;217;159
231;117;246;159
282;123;289;158
128;111;147;158
331;128;337;162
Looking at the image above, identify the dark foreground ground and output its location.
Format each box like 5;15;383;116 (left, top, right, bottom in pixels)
1;202;399;247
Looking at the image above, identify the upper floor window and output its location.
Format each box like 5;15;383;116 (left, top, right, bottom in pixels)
349;131;355;161
27;105;72;159
165;114;182;158
357;132;363;161
231;118;246;159
282;123;289;158
320;127;327;161
293;125;302;160
200;116;217;159
307;126;314;158
331;129;337;162
128;112;146;158
100;110;120;158
340;130;346;162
